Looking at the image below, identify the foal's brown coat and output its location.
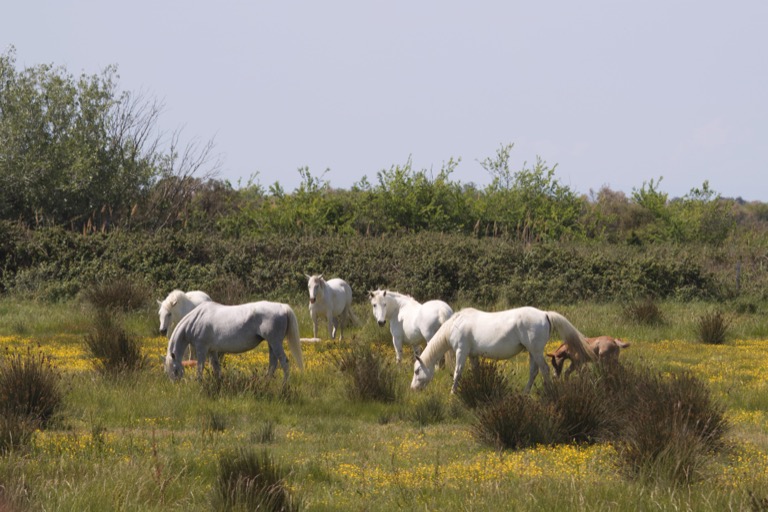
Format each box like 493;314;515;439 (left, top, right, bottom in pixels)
547;336;630;377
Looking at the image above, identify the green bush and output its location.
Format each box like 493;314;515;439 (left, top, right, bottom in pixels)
0;347;63;429
696;310;731;345
472;392;562;450
332;342;400;403
538;366;618;444
622;297;665;325
214;448;299;512
454;359;510;410
83;311;148;375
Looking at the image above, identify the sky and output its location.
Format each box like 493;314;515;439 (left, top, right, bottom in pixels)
3;1;767;201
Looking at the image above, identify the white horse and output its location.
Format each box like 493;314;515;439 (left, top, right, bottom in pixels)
411;306;596;394
164;301;304;382
369;289;453;363
306;274;357;340
157;289;212;337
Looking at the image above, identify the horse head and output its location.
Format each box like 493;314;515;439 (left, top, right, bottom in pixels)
157;300;172;337
410;355;434;390
164;351;184;381
307;274;324;304
369;289;390;326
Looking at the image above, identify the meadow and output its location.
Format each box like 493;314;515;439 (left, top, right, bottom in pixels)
1;298;768;511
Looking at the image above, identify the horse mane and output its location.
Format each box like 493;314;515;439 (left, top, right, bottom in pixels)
418;314;456;368
381;290;417;304
162;289;195;311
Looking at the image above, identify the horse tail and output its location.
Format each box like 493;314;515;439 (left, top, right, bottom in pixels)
285;305;304;370
546;311;597;363
345;302;360;327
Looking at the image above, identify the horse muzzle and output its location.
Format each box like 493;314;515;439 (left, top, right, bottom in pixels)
159;328;167;336
377;321;386;327
309;297;316;304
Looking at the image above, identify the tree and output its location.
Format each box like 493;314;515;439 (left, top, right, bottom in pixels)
0;47;219;231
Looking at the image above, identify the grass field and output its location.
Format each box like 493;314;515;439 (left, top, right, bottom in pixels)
1;298;767;511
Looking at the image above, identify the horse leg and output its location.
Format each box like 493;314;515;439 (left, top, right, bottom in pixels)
267;345;278;378
451;350;469;394
328;312;336;339
393;336;404;364
196;350;207;381
209;352;222;379
524;352;551;392
311;311;319;339
277;348;290;384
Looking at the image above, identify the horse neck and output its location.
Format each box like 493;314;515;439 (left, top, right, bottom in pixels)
419;325;451;369
389;292;419;314
170;331;189;360
173;296;195;320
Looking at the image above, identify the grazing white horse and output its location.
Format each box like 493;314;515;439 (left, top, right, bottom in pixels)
164;301;304;382
157;289;212;337
306;274;357;340
411;306;595;394
369;289;453;363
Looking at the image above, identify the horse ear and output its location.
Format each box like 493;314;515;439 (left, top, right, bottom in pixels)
305;273;311;280
170;299;178;307
318;274;324;280
157;299;163;306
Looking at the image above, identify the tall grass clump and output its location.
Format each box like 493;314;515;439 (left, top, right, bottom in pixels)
332;342;399;402
0;348;63;428
622;297;664;325
214;448;300;512
613;366;728;486
83;310;148;375
472;392;562;450
454;359;510;409
409;393;447;426
695;310;731;344
0;348;63;452
538;366;618;444
80;278;149;312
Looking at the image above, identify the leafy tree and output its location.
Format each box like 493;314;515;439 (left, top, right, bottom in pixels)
479;144;581;241
0;48;218;231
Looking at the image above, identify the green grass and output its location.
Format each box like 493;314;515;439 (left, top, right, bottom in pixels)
1;297;767;510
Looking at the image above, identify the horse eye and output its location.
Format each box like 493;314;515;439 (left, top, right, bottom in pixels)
415;368;420;375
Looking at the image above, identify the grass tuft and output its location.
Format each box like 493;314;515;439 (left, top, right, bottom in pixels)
622;297;664;325
331;342;399;403
454;359;510;410
214;448;300;512
695;310;731;344
83;311;148;375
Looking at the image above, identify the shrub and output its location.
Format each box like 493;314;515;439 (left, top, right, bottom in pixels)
454;359;510;410
81;277;149;312
472;392;562;450
622;297;664;325
0;348;63;428
538;366;618;444
614;368;728;485
83;311;148;375
332;342;399;403
696;310;731;345
0;414;36;453
201;369;298;403
214;448;299;512
409;394;446;426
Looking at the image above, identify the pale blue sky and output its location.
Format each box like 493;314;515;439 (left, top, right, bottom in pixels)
3;1;766;200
